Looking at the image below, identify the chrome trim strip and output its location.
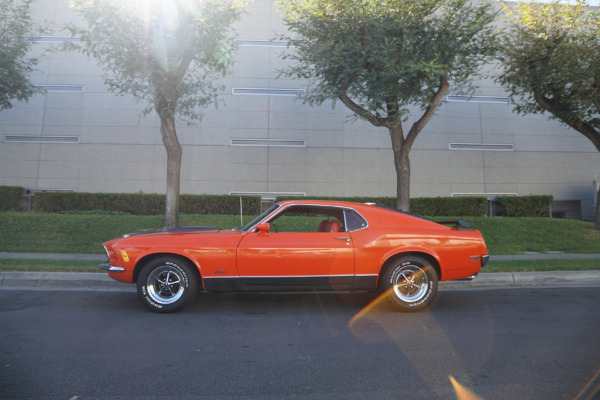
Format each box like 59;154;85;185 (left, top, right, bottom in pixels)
240;274;356;279
203;274;379;279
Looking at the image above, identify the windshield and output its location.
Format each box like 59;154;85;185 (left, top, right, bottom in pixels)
239;204;279;232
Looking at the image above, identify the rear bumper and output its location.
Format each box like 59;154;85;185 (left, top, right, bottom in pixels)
482;254;490;268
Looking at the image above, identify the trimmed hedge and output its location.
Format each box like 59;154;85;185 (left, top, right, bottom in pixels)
14;190;555;218
497;195;553;217
411;197;488;217
32;192;262;215
0;186;23;210
276;195;489;217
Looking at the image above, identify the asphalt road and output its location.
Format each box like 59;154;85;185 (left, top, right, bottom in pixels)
1;287;599;400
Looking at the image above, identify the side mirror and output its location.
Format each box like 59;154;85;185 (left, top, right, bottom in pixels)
255;223;270;233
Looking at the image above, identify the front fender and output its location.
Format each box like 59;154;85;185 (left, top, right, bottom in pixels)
132;249;203;283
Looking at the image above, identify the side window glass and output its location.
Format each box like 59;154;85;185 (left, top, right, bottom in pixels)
344;210;367;231
267;205;345;233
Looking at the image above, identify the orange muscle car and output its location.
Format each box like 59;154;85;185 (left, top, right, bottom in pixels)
100;200;489;313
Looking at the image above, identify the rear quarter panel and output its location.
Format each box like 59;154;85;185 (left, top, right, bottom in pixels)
350;205;487;281
351;226;487;281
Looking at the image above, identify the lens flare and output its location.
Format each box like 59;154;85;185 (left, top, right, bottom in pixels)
449;376;484;400
575;368;600;400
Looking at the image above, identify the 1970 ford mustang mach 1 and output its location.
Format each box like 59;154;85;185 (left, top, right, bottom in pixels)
100;200;489;313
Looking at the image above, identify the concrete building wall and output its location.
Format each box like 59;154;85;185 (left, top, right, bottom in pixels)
1;0;599;219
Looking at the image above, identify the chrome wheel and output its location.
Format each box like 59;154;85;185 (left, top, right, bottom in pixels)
392;265;429;303
146;266;185;305
137;257;198;313
381;255;438;312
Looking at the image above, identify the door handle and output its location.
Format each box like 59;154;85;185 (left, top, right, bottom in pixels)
335;237;350;244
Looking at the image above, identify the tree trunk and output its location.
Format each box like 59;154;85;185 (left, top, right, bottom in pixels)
160;115;182;229
595;186;600;231
389;125;411;211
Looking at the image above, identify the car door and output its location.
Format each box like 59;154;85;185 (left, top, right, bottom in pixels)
236;206;355;290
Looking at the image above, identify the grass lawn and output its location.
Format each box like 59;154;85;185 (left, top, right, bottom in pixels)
1;211;599;273
455;217;600;255
0;212;242;254
484;258;600;273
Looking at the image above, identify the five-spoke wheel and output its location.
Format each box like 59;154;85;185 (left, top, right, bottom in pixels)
381;255;438;312
137;257;198;313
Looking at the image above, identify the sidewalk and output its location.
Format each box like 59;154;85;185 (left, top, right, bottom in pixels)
1;252;599;291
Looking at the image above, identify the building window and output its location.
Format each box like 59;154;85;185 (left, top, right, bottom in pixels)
34;85;84;93
449;143;514;151
230;138;306;147
447;95;510;104
27;36;81;43
235;39;290;47
4;135;79;144
232;88;306;96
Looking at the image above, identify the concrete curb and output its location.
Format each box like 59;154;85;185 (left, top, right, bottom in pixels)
1;270;600;292
0;271;133;291
441;270;600;289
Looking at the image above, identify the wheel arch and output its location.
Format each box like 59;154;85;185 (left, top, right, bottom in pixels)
379;251;441;289
133;253;202;288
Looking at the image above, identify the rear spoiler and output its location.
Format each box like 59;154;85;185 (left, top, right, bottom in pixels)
437;220;471;229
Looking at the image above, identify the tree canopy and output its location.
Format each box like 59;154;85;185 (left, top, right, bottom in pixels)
0;0;43;111
278;0;498;210
497;0;600;228
67;0;246;228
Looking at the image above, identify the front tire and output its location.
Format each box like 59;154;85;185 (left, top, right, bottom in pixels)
137;257;198;313
381;255;438;312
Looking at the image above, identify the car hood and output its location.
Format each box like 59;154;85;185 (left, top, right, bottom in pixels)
119;226;222;239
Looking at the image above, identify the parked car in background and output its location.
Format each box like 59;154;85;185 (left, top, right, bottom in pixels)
100;200;489;313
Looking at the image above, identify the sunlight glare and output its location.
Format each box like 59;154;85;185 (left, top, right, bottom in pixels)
449;376;484;400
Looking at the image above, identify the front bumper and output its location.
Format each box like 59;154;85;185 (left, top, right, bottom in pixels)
99;262;125;272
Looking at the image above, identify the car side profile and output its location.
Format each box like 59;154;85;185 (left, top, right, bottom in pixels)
100;200;489;313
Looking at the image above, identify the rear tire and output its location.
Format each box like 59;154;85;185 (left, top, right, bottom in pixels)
381;255;438;312
137;257;198;313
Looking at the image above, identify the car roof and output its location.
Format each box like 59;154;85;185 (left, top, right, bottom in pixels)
274;200;438;229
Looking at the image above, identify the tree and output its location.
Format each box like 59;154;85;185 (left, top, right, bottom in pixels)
0;0;44;111
278;0;498;211
66;0;246;228
497;0;600;230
